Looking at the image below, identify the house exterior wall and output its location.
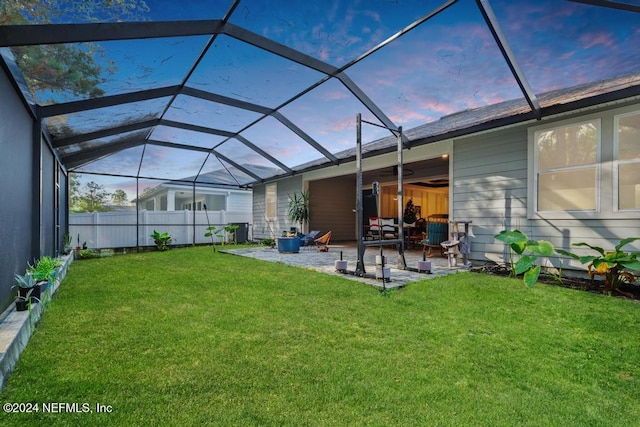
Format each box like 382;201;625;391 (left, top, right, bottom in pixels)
0;68;35;312
42;141;56;256
452;100;640;271
452;126;529;264
252;176;303;240
226;190;252;212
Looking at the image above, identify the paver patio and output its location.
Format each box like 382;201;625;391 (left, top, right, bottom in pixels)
224;242;468;288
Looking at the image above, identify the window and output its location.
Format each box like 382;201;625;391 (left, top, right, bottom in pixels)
265;183;277;220
534;120;600;212
615;111;640;211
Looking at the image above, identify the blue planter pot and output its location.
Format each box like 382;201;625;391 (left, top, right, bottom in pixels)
277;237;300;253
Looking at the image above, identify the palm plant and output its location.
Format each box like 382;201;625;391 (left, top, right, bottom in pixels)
287;191;310;233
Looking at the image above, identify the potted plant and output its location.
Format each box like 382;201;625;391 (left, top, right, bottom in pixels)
14;273;41;309
287;190;310;234
27;256;61;291
278;191;310;253
63;232;72;255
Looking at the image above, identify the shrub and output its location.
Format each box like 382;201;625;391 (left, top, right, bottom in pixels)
557;238;640;297
495;229;555;287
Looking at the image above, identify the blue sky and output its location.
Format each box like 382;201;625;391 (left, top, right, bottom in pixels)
21;0;640;197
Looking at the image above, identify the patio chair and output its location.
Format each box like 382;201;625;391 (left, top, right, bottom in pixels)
366;217;381;240
422;214;449;257
380;218;397;239
314;231;332;252
300;230;321;249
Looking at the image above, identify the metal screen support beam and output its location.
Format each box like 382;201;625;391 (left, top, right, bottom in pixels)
53;118;160;148
63;139;146;169
234;135;293;174
396;126;407;269
272;112;339;164
338;73;411;148
355;113;365;276
0;20;225;46
37;85;182;118
568;0;640;13
476;0;541;120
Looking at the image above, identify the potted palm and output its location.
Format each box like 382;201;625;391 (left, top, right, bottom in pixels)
279;191;310;253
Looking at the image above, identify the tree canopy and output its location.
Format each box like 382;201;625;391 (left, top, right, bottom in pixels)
1;0;149;99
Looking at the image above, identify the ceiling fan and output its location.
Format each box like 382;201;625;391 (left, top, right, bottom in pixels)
380;165;414;177
413;178;449;188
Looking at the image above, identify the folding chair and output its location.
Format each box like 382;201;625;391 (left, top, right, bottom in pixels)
314;231;332;252
300;230;321;249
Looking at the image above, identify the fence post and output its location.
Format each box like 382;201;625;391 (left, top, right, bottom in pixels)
186;209;192;246
93;211;99;249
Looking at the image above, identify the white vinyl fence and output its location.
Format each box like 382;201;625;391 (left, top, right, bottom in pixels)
70;210;252;249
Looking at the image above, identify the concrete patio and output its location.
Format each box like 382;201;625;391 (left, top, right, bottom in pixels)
224;242;470;288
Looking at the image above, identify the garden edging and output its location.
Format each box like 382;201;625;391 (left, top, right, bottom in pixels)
0;253;73;391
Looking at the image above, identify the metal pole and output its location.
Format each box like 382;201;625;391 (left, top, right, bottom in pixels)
135;177;140;249
192;182;197;246
396;126;407;269
355;113;365;276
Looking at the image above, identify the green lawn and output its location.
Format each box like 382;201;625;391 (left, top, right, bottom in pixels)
1;246;639;426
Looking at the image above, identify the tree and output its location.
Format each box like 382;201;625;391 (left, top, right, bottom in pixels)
1;0;150;99
69;173;82;209
111;189;129;206
79;181;112;212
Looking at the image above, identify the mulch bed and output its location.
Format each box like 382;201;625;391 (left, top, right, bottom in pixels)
471;262;640;302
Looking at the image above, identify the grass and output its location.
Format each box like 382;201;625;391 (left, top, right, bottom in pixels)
1;245;639;426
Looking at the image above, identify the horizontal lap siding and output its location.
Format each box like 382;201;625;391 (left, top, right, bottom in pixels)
253;176;303;238
453;116;640;272
252;185;268;240
453;127;529;265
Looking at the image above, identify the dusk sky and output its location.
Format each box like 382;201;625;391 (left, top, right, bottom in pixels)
11;0;640;198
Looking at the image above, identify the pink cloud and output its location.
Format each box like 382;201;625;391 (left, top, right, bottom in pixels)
579;31;615;49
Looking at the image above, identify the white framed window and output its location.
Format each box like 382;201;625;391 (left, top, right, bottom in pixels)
532;119;600;214
614;111;640;211
265;183;277;220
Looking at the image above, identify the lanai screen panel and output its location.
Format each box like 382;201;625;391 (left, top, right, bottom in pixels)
490;0;640;95
227;0;442;67
148;126;227;150
213;138;286;178
138;145;209;181
186;34;325;108
279;77;388;159
56;130;148;158
238;116;328;168
73;145;145;177
347;2;523;131
45;97;171;139
198;157;257;187
1;0;640;188
164;95;263;132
